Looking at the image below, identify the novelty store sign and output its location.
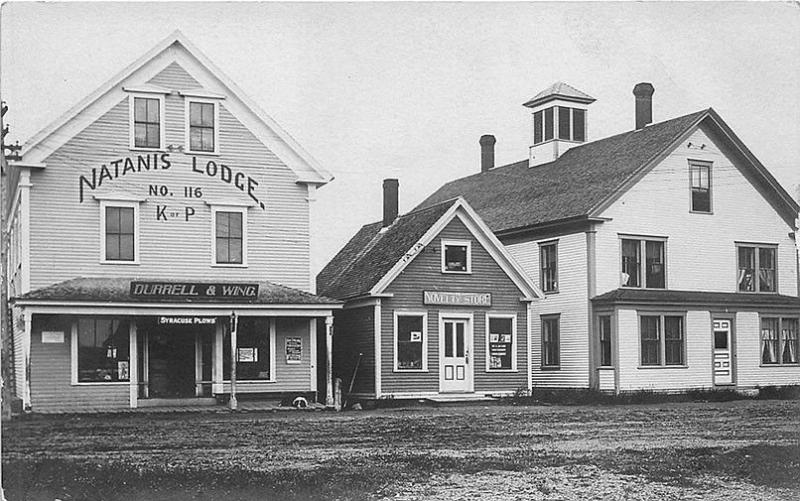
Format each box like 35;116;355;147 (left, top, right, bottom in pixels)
77;153;267;217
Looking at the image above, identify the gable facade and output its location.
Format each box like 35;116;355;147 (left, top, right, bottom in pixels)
503;118;799;393
6;34;340;413
322;197;542;401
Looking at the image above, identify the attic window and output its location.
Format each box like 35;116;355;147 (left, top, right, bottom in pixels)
186;99;219;154
690;161;712;213
441;240;471;273
131;96;164;149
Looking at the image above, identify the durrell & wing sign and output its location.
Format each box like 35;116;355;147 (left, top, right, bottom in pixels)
130;281;260;300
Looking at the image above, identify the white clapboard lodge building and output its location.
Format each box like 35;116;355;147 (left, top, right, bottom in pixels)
418;82;800;393
4;32;341;413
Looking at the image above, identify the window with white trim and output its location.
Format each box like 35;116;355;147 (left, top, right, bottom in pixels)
598;315;613;367
621;237;665;289
690;161;712;213
640;314;684;366
760;317;798;365
186;99;218;154
212;207;247;266
539;241;558;293
441;240;471;273
101;201;139;263
486;315;516;371
395;313;427;371
130;95;163;149
76;318;130;383
737;244;776;293
541;315;560;368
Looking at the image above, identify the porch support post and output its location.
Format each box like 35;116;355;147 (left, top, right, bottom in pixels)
22;309;32;409
325;315;334;408
229;312;238;410
129;321;138;408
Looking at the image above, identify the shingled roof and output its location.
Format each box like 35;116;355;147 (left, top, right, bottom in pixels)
523;82;596;108
317;200;456;300
593;288;800;307
16;277;341;305
417;109;710;234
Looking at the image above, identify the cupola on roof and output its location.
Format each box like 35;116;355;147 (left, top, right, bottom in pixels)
523;82;596;109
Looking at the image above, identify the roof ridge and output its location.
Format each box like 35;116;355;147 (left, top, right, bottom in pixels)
492;108;710;172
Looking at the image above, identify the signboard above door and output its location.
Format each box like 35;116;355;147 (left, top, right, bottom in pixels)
423;291;491;307
131;281;259;300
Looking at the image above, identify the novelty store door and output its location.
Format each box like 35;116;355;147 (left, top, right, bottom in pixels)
440;318;472;393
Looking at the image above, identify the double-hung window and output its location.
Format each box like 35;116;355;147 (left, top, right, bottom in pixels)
186;100;218;154
541;315;560;368
212;206;247;266
131;95;164;149
100;201;139;264
486;315;516;371
760;317;798;365
737;244;776;293
598;315;613;367
540;241;558;293
395;312;427;371
621;237;665;288
690;161;712;213
640;314;685;366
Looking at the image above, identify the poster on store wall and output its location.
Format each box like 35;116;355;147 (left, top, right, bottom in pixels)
286;337;302;363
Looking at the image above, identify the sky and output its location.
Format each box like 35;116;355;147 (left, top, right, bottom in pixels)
2;2;799;277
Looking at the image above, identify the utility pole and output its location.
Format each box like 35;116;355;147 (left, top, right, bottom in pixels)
1;98;17;501
1;100;13;422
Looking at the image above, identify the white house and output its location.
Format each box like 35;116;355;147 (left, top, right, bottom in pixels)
418;82;800;393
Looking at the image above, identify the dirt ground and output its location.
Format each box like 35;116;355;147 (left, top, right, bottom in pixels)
3;399;800;500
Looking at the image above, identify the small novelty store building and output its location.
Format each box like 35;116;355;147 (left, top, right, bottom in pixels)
6;32;340;413
317;181;543;401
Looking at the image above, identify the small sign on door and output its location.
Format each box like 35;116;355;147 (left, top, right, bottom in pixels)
41;331;65;343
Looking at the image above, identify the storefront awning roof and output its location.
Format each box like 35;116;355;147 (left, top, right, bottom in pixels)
592;288;800;308
14;277;342;306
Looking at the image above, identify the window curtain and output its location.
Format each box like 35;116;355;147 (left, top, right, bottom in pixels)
761;319;779;364
782;319;798;364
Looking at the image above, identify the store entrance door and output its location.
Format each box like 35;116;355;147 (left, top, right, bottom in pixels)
148;328;197;398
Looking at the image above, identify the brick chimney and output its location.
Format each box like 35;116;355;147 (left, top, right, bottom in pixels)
479;135;496;173
633;82;655;130
383;178;399;227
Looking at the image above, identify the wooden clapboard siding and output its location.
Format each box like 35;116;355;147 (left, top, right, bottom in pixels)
595;126;797;296
506;232;590;388
29;62;311;291
616;309;712;391
597;368;615;391
380;217;528;396
734;312;800;387
29;315;129;413
221;317;312;393
146;61;200;89
332;306;376;396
